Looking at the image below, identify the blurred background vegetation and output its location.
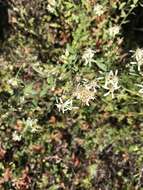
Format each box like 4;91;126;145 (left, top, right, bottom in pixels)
0;0;143;189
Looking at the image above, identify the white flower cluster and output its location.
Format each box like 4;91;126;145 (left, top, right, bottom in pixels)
130;48;143;93
108;25;120;37
82;48;96;66
12;131;21;142
131;48;143;72
56;79;99;113
93;4;105;16
23;117;40;133
103;70;120;98
55;45;143;113
55;98;73;113
73;83;96;106
84;79;100;93
55;72;121;113
74;79;100;105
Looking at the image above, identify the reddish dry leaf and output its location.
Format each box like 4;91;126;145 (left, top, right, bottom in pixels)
74;158;80;167
53;88;63;95
49;116;57;124
60;182;66;189
95;39;103;50
75;138;84;146
80;123;91;131
72;153;80;167
3;168;12;182
96;15;106;24
51;131;63;142
0;146;6;160
23;47;32;54
31;145;44;153
13;167;31;190
59;32;70;46
10;16;17;24
14;120;23;132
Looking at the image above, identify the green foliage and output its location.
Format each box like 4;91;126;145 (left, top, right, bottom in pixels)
0;0;143;189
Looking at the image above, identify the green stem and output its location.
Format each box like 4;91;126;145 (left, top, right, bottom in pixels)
120;0;140;27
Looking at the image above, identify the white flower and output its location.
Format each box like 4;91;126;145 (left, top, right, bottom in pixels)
83;79;100;93
131;48;143;72
25;117;38;128
73;79;99;106
82;48;96;66
12;131;21;142
23;117;40;133
103;70;120;98
93;4;105;16
73;85;95;106
8;78;19;87
56;98;73;113
104;70;119;87
108;25;120;37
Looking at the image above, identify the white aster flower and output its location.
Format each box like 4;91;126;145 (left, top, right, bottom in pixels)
131;48;143;72
23;117;40;133
93;4;105;16
56;98;73;113
104;70;119;87
103;70;120;98
73;79;99;106
82;48;96;66
12;131;21;142
25;117;38;128
108;25;120;37
73;85;95;106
